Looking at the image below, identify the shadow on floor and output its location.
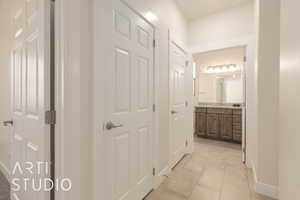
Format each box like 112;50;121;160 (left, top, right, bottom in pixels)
0;171;9;200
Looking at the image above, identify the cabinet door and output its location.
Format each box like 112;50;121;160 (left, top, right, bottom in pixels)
206;113;219;139
220;114;233;140
196;112;207;136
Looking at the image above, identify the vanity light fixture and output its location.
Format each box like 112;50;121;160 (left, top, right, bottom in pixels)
205;64;240;74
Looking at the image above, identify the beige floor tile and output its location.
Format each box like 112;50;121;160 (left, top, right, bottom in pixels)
182;155;206;174
169;167;200;184
221;182;251;200
198;166;225;191
159;176;196;198
149;137;253;200
189;185;220;200
145;190;187;200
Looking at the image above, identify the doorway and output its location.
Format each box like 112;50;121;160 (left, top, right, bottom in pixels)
192;46;247;163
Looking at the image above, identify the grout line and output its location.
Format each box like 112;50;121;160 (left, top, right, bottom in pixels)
218;165;227;200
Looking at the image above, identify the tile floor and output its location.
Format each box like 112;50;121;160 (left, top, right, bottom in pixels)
146;137;274;200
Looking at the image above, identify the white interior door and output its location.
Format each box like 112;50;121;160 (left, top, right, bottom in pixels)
101;0;154;200
11;0;51;200
169;41;188;168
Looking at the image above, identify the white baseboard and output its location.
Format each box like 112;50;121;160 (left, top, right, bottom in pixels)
0;161;10;181
154;165;171;189
252;162;278;199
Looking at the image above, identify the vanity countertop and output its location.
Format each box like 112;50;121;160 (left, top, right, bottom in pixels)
195;104;243;109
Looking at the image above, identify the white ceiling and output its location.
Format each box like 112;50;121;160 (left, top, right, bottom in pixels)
175;0;252;21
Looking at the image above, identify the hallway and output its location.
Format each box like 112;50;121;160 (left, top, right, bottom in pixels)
146;137;273;200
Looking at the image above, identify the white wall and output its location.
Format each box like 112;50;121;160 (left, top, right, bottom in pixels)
188;1;254;52
254;0;279;197
55;0;92;200
0;0;13;179
279;0;300;199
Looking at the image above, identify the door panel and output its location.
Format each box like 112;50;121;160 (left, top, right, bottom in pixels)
196;112;207;136
206;113;219;139
102;1;154;200
170;42;187;167
220;114;233;140
11;0;51;200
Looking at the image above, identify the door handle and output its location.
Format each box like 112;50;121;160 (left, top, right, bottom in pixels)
171;110;178;115
105;121;123;130
1;120;13;127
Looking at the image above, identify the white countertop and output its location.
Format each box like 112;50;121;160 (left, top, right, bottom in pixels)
195;104;243;109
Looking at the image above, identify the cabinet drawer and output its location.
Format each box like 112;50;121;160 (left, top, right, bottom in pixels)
195;107;207;113
207;108;222;114
207;108;233;114
233;109;242;115
223;108;233;115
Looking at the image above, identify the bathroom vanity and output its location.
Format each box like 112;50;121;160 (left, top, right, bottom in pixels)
194;105;243;143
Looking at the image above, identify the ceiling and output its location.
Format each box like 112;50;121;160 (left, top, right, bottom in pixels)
175;0;252;21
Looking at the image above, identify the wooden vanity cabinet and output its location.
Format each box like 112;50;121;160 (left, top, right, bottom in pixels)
194;107;242;143
232;110;242;142
195;112;207;136
220;114;233;140
206;113;220;139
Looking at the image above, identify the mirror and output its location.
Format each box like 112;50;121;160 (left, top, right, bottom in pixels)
193;47;245;104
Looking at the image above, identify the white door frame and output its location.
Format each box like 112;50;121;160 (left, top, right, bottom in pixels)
54;0;85;200
190;37;255;167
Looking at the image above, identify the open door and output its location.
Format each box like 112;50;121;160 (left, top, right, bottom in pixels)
11;0;52;199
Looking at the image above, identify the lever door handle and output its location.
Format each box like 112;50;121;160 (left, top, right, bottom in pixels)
171;110;178;115
106;121;123;130
1;120;13;127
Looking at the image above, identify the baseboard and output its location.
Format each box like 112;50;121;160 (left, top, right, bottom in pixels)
252;162;278;199
0;161;10;181
153;165;171;189
256;182;278;199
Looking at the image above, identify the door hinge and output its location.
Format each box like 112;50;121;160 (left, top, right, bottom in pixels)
45;110;56;125
153;104;156;112
185;140;188;147
153;168;156;176
185;101;188;107
185;61;189;67
153;39;156;48
244;56;247;62
243;147;246;153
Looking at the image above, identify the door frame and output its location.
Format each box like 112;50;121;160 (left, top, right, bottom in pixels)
190;38;254;167
168;37;190;169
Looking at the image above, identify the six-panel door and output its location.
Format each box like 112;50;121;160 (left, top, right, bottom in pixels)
102;1;155;200
11;0;51;200
170;42;188;168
